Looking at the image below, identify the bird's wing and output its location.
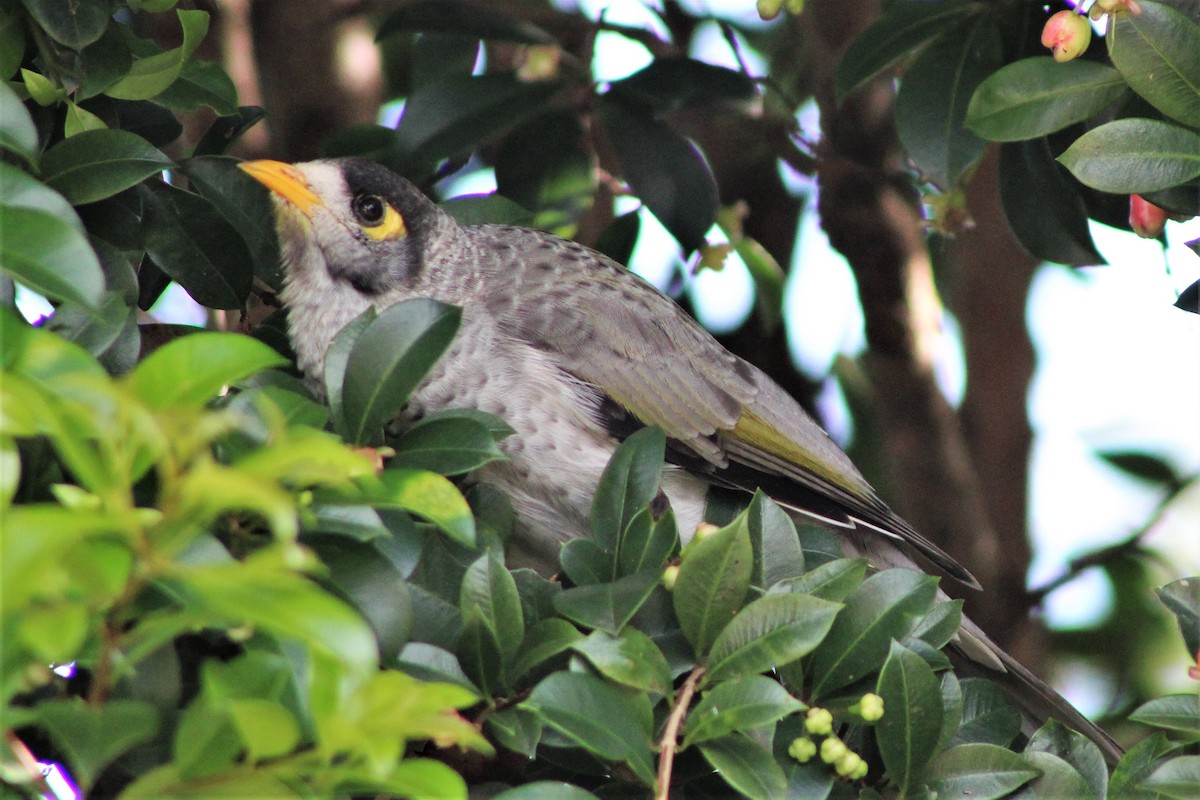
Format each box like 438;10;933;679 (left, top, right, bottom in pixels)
485;229;978;587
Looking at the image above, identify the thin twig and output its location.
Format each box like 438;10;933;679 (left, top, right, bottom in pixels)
656;665;705;800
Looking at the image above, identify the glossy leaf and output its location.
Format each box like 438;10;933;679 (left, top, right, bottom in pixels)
809;568;938;698
1058;118;1200;194
0;3;25;81
683;675;802;748
396;642;481;696
876;641;943;792
592;426;665;554
553;568;660;635
571;628;672;695
522;672;655;785
673;513;753;657
598;96;717;252
1108;732;1175;798
895;16;1001;189
1000;139;1105;267
310;537;414;664
20;0;111;49
41;129;173;205
510;619;584;681
1098;451;1182;487
606;57;756;112
1129;694;1200;736
617;506;678;576
1108;1;1200;128
368;468;476;548
773;557;868;602
340;298;461;445
154;57;238;116
1155;577;1200;655
139;180;255;309
949;678;1022;748
705;593;841;683
1143;756;1200;800
747;491;805;589
967;58;1128;142
923;743;1041;800
697;733;788;800
391;415;507;475
493;782;599;800
128;332;285;410
105;9;210;101
461;553;524;664
1025;719;1108;800
0;206;104;308
835;1;981;101
0;81;38;164
1018;751;1093;799
192;106;267;157
34;698;159;790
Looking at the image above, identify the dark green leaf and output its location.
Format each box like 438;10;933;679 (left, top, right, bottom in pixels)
34;698;158;790
1129;694;1200;736
495;110;593;227
607;57;756;112
391;415;507;475
0;206;104;308
461;553;524;663
21;0;112;49
1098;451;1182;487
553;568;660;635
1015;751;1093;799
593;210;641;266
493;781;599;800
457;606;505;697
673;513;753;657
748;491;805;589
128;332;285;410
1156;577;1200;655
377;0;556;45
1000;138;1106;267
522;672;655;785
1143;756;1200;800
967;58;1129;142
1109;1;1200;128
924;743;1041;800
410;32;481;89
309;536;413;663
183;155;283;288
617;506;678;576
705;593;841;683
809;569;938;698
949;678;1022;748
139;180;255;309
1058;118;1200;194
835;1;982;102
42;129;174;205
697;733;788;800
340;298;461;444
192;107;267;157
571;628;672;694
396;642;480;696
323;308;375;436
895;16;1001;189
154;57;238;116
0;4;26;83
440;194;534;227
510;618;584;681
486;709;543;759
876;641;943;792
683;675;802;748
559;537;612;587
1109;732;1175;798
1025;719;1109;800
1174;279;1199;314
0;81;38;164
910;598;963;650
592;426;665;555
77;23;134;101
598;97;717;252
105;9;210;101
773;558;868;602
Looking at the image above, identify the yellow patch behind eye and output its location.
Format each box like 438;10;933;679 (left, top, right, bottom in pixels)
362;204;407;240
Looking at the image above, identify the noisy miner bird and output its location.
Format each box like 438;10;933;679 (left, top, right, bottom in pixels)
239;157;1122;762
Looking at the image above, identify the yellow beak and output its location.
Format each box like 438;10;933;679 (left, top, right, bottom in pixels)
238;160;323;216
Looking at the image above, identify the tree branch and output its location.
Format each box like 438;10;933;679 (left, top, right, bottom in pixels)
656;665;705;800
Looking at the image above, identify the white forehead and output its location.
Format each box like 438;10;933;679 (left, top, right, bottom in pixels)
298;160;353;210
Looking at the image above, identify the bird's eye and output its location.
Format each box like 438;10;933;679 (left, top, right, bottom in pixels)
352;194;386;225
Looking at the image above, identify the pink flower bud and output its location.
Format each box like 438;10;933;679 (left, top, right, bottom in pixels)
1129;195;1169;238
1041;10;1092;62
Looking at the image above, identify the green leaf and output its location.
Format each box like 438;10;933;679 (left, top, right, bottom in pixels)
139;179;255;309
495;110;594;228
1099;451;1182;487
323;309;375;435
895;16;1001;189
617;506;678;576
592;426;665;554
1058;118;1200;194
127;332;286;410
598;96;717;252
923;743;1041;800
748;491;805;589
967;58;1129;142
697;733;788;800
1109;732;1175;797
461;553;524;663
457;606;505;697
154;57;239;116
809;568;938;698
1129;694;1200;736
949;678;1022;748
910;598;963;650
835;1;982;101
999;138;1106;267
0;206;104;308
773;558;868;602
0;4;26;82
106;9;210;101
192;107;267;158
1156;577;1200;656
376;0;556;45
553;568;660;635
559;537;611;586
1018;750;1094;799
391;415;507;475
493;782;599;800
396;642;481;696
172;702;241;780
1025;719;1109;800
393;72;560;175
571;628;672;695
522;672;655;785
372;758;469;800
64;101;108;137
673;513;754;657
1108;1;1200;128
510;618;584;681
1143;756;1200;800
41;128;173;205
876;641;943;793
20;0;112;49
34;698;158;790
0;81;38;164
683;675;803;748
366;468;476;548
606;57;756;112
705;593;841;683
340;298;461;445
228;698;301;762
